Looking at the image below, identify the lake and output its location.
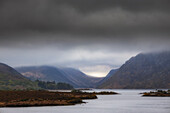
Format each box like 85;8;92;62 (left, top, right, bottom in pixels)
0;89;170;113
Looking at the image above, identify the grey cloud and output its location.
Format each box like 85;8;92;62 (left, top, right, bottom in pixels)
0;0;170;34
0;0;170;72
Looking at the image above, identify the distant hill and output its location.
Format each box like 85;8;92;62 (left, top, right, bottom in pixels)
16;66;73;84
0;63;39;90
16;66;103;88
59;68;103;88
98;51;170;89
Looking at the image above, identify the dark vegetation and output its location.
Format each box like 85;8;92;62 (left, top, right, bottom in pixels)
71;89;119;95
0;89;118;107
142;90;170;97
35;80;74;90
0;90;97;107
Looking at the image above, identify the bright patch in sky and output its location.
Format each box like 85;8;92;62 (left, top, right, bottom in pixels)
84;72;108;77
79;64;118;77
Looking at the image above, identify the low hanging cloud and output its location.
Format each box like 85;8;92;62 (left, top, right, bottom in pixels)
0;0;170;50
0;0;170;76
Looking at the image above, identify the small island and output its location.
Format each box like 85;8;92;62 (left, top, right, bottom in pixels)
142;90;170;97
0;90;118;107
92;91;119;95
72;89;119;95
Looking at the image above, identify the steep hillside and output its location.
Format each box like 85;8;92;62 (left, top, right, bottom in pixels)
97;69;118;86
16;66;103;88
0;63;39;90
98;51;170;89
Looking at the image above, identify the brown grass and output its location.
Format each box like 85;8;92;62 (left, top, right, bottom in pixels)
0;90;97;107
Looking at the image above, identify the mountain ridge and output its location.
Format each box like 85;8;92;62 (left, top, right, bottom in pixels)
98;51;170;89
16;66;103;88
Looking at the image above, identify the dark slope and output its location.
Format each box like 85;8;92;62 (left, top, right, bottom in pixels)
16;66;103;88
98;51;170;89
0;63;39;90
97;69;118;86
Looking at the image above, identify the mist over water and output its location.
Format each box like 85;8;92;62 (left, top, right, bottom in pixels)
0;89;170;113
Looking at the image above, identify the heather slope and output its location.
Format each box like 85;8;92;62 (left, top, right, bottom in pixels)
0;63;39;90
98;51;170;89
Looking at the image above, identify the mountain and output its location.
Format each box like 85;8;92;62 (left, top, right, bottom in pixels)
98;51;170;89
0;63;39;90
16;66;103;88
97;69;118;86
16;66;73;83
59;68;103;88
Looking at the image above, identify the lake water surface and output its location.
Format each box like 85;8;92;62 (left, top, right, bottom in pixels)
0;89;170;113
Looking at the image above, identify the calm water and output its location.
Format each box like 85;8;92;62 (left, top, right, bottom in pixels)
0;89;170;113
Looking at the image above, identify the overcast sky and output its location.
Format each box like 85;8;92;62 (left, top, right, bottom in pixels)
0;0;170;77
